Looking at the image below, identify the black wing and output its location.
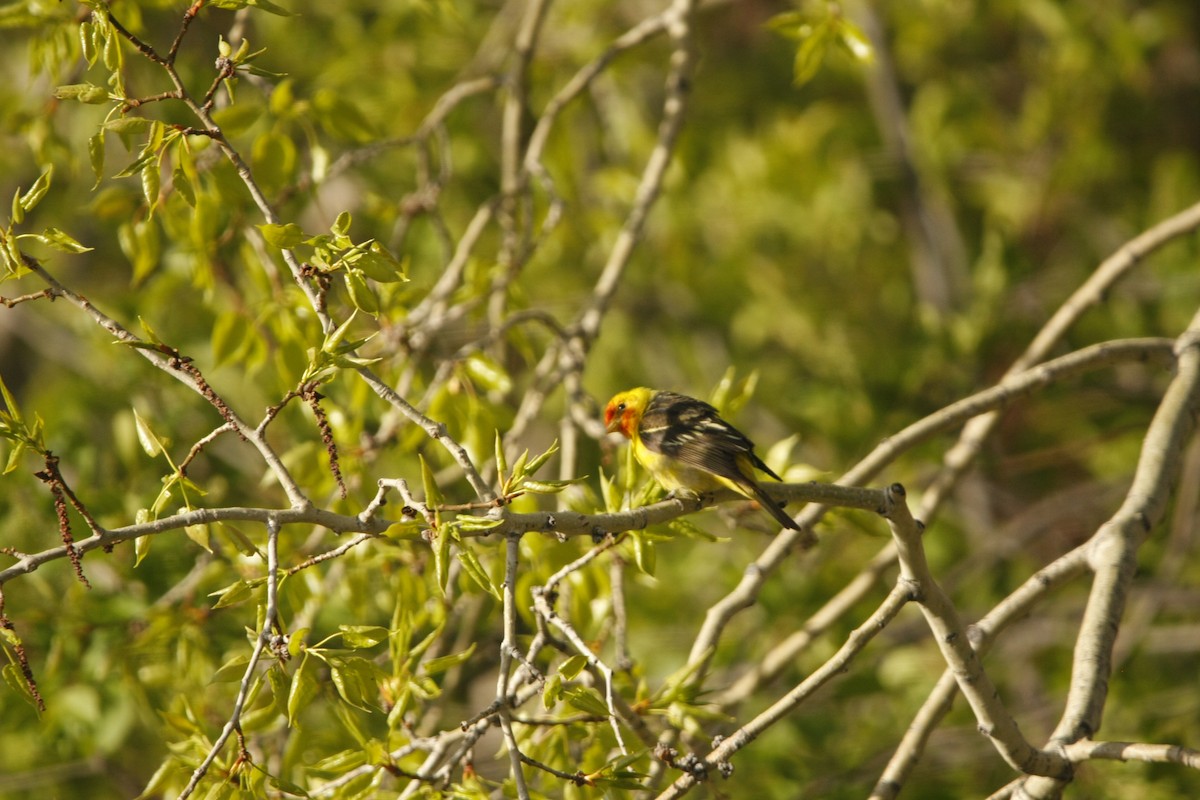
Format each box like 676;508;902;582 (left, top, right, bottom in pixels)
639;391;799;530
637;391;782;482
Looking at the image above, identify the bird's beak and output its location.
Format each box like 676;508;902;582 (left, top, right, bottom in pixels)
605;415;620;434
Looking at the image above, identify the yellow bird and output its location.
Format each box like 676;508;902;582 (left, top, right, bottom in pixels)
604;387;800;531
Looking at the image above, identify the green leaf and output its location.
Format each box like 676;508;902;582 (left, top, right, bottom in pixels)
494;430;508;482
18;166;53;213
28;227;93;253
665;517;720;542
287;653;321;726
210;579;254;609
211;311;249;366
558;654;588;681
524;439;559;476
118;219;160;283
184;522;211;552
313;89;376;143
464;353;512;394
133;533;151;567
286;628;309;660
420;642;477;675
53;83;108;104
113;151;155;179
136;760;175;799
592;754;651;790
142;161;160;215
328;656;379;711
3;440;27;475
354;244;407;283
264;772;308;796
248;0;293;16
343;268;379;315
308;749;367;777
79;20;96;66
2;663;42;715
508;449;529;486
209;102;263;135
456;546;500;599
420;453;442;507
220;524;261;557
88;132;106;186
101;21;122;71
339;625;389;649
132;408;163;457
103;117;155;136
433;529;451;597
320;309;362;356
251;129;297;194
331;211;351;237
258;222;306;249
792;21;832;86
454;515;503;532
542;672;564;709
564;686;610;717
0;373;23;426
651;648;712;706
765;11;807;39
520;479;578;494
210;0;293;16
632;533;656;576
172;164;195;206
599;470;621;513
836;18;874;62
210;654;253;683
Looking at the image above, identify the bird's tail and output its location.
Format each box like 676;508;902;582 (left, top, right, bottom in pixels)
743;478;801;532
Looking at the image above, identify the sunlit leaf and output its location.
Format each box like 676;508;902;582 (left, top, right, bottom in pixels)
27;227;93;253
456;547;500;599
328;656;379;711
420;642;476;675
287;653;321;726
103;117;155;136
210;579;254;609
339;625;389;649
53;83;108;104
564;687;610;718
343;268;379;315
133;533;151;567
209;102;263;135
88;132;105;186
210;655;252;683
632;533;656;576
18;167;53;213
258;222;306;249
558;655;588;681
142;162;161;216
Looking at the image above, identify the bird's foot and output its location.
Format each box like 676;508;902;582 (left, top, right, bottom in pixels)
666;489;710;510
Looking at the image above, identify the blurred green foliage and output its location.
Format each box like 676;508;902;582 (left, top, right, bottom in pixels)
2;0;1199;798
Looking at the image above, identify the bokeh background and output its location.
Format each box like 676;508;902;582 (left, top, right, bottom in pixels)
2;1;1199;797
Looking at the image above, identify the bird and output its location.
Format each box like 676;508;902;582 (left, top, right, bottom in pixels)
603;387;801;531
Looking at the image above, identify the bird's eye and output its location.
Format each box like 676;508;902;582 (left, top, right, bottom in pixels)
617;403;626;413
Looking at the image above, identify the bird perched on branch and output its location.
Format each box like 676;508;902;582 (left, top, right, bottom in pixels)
604;387;800;531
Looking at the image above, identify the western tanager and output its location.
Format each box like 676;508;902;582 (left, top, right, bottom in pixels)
604;387;800;531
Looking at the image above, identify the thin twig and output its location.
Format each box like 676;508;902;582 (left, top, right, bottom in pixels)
497;535;532;799
532;586;630;755
178;515;282;799
654;581;913;799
